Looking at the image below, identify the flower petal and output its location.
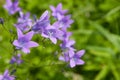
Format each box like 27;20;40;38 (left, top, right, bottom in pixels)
50;37;57;44
59;56;65;61
25;31;34;41
3;70;9;76
25;41;39;48
40;10;49;21
69;49;75;58
57;13;63;20
66;40;75;47
17;28;23;38
70;59;76;68
76;59;84;65
13;40;20;47
6;0;12;6
0;75;3;79
57;3;62;10
76;50;85;57
22;48;30;54
50;6;55;12
41;32;49;38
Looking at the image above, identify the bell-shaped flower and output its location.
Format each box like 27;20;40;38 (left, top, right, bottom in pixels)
59;52;70;62
53;15;74;30
50;3;68;20
69;50;85;68
4;0;21;15
14;12;32;32
32;10;50;33
60;39;75;51
59;50;85;68
10;53;23;64
41;25;59;44
13;28;39;53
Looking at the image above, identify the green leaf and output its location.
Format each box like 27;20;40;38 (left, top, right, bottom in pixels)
95;66;109;80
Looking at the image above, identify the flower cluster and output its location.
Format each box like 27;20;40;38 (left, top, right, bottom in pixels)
0;0;85;79
50;3;85;68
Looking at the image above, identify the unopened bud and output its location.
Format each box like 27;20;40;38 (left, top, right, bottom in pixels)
0;18;4;25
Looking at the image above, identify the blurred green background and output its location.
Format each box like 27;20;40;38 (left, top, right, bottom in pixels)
0;0;120;80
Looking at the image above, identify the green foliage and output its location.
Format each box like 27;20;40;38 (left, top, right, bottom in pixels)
0;0;120;80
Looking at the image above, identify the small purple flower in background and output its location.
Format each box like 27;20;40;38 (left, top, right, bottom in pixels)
32;10;50;33
13;28;39;53
50;3;68;20
69;50;85;68
4;0;21;15
0;70;15;80
14;11;32;32
53;15;74;30
10;54;23;64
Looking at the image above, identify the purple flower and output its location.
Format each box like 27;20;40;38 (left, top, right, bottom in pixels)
10;54;23;64
14;11;32;32
60;39;75;51
41;26;57;44
13;28;39;53
59;48;74;62
4;0;21;15
59;50;85;68
32;10;50;33
61;31;72;41
0;70;15;80
50;3;68;20
59;52;70;62
42;24;65;44
53;15;74;30
69;50;85;68
55;29;65;40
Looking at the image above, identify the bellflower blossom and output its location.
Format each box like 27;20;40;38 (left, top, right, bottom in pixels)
59;52;70;62
53;15;74;30
69;50;85;68
13;28;39;53
4;0;21;15
32;10;50;33
62;31;72;41
60;39;76;61
0;70;15;80
41;25;64;44
56;30;72;41
59;50;85;68
14;12;32;32
41;26;58;44
10;54;23;64
50;3;68;20
60;39;75;51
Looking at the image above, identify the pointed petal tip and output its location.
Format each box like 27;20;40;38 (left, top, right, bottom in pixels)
70;59;76;68
76;50;85;57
